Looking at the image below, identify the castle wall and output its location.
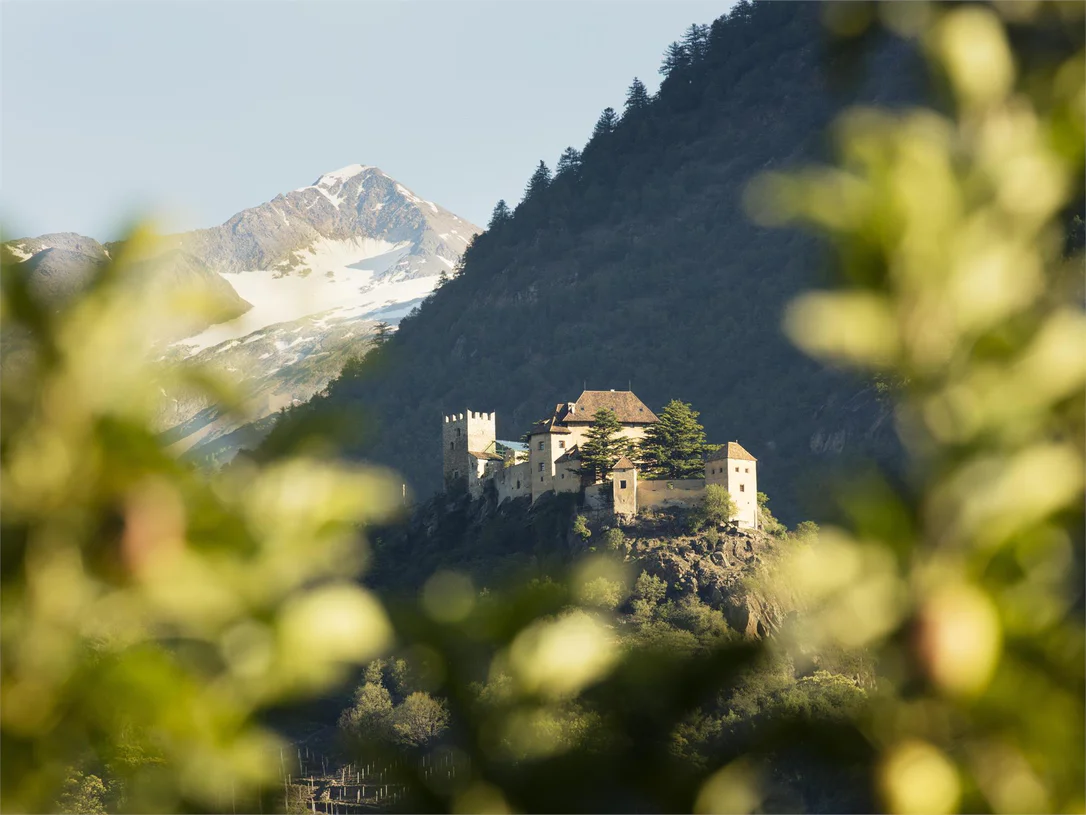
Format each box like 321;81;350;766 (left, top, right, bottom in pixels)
554;458;582;493
725;460;758;529
637;479;706;511
563;424;650;455
467;456;501;499
529;431;572;501
584;483;610;512
493;461;531;504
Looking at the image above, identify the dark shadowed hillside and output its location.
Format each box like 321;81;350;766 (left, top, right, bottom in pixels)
261;2;926;523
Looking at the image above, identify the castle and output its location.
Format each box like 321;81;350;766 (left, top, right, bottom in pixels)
442;389;759;529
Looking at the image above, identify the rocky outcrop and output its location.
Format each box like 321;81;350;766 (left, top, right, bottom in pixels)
615;512;791;639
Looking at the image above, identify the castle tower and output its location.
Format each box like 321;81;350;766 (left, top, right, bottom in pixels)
443;410;497;488
704;441;758;529
612;456;638;517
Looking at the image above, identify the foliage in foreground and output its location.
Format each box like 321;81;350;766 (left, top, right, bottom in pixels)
1;2;1082;813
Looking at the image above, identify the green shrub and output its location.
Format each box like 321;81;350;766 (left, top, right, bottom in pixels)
572;514;592;540
602;528;626;550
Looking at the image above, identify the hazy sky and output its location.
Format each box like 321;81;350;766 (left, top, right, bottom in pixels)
2;1;732;240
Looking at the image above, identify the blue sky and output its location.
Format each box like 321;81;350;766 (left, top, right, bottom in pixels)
2;1;731;240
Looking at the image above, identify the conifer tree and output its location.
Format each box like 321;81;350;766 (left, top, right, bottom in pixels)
590;107;619;140
488;199;512;228
579;408;625;483
556;146;583;177
624;77;651;113
638;400;707;478
681;23;711;62
659;41;690;77
436;269;450;288
523;160;552;203
372;321;394;346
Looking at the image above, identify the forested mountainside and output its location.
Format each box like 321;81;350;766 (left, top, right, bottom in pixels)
261;2;927;524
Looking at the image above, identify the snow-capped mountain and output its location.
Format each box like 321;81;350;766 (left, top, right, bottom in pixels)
173;164;478;354
4;165;481;461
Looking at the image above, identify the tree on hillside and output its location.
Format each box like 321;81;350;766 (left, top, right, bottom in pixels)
590;107;619;140
372;321;394;346
624;77;651;114
338;680;394;740
698;484;738;529
556;146;583;177
638;400;707;479
682;23;711;63
389;692;449;749
659;41;690;77
579;408;625;483
523;161;552;204
488;199;512;228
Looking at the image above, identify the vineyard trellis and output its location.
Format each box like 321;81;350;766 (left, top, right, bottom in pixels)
271;744;469;813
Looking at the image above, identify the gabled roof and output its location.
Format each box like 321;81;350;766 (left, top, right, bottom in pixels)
705;441;757;463
468;450;504;461
612;455;636;470
555;390;658;425
529;418;572;435
555;444;581;464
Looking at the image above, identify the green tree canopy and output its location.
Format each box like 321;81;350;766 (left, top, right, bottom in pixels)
556;146;583;177
638;399;707;478
579;408;625;483
659;41;690;77
590;107;618;141
389;692;450;749
522;161;552;204
624;77;651;113
699;484;738;529
488;198;512;228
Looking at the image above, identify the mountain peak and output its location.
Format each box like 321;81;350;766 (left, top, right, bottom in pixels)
301;164;381;191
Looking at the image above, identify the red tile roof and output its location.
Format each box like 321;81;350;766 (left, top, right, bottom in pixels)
705;441;757;462
556;390;658;425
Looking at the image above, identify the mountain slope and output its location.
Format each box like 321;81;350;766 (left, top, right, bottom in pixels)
4;167;481;462
261;3;921;524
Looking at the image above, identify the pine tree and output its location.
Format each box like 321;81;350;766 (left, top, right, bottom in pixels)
372;321;394;345
681;23;711;63
624;77;651;113
488;199;512;228
579;408;625;483
591;107;619;140
659;41;690;77
523;160;552;203
638;400;707;478
436;269;450;288
556;146;583;177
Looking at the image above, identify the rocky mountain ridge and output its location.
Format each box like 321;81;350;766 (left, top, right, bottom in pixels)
3;166;481;461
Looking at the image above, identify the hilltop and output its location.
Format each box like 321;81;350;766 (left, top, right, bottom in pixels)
261;2;923;524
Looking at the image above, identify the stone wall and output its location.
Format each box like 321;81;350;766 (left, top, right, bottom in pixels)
493;461;531;504
637;479;707;510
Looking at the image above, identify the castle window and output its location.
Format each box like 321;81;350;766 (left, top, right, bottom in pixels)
561;474;565;479
539;463;545;472
450;442;455;450
740;484;745;492
745;468;749;473
620;480;627;489
456;428;461;437
538;441;545;451
516;480;520;489
735;467;740;472
558;440;566;449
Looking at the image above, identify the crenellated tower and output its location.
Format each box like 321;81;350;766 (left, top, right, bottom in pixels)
442;409;497;487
